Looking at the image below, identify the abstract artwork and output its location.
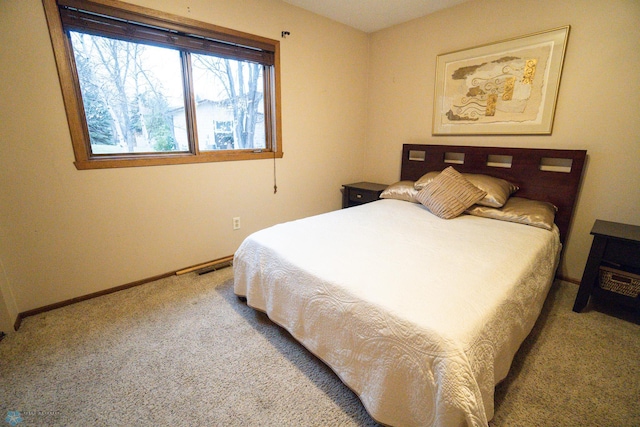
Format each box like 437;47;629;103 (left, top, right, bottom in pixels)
433;26;570;135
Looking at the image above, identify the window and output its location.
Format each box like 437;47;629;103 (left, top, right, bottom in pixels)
42;0;282;169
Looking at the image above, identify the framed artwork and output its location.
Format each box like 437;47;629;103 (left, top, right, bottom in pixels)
433;26;570;135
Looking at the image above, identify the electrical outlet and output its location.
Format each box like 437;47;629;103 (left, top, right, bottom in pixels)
233;217;241;230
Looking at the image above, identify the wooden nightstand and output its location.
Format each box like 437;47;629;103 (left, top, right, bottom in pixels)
573;220;640;313
342;182;388;209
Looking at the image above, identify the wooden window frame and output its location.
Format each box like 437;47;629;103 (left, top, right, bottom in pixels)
42;0;283;169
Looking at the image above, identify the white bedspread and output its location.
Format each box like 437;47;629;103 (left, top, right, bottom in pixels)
233;199;561;427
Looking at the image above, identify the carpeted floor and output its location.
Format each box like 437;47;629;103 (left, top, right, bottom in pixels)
1;268;638;426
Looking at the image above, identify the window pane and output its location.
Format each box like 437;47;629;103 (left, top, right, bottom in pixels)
69;32;188;154
191;54;266;151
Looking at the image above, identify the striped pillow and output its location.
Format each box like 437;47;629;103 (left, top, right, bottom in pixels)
416;167;486;219
415;171;518;208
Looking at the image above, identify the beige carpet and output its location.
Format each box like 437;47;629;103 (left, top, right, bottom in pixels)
1;268;638;426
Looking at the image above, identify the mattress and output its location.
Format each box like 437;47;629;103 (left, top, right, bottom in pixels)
233;199;561;427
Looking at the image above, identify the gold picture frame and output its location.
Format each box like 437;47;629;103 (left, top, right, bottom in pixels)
433;26;570;135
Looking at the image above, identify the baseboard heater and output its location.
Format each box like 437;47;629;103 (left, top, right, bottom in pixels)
175;255;234;276
196;260;233;275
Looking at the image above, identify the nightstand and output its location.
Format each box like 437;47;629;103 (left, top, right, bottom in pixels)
573;220;640;313
342;182;388;209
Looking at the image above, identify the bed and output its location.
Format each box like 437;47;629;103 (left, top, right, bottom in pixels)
233;144;586;427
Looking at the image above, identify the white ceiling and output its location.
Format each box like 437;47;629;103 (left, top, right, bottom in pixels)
282;0;473;33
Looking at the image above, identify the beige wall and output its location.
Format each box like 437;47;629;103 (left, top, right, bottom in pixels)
365;0;640;281
0;0;368;313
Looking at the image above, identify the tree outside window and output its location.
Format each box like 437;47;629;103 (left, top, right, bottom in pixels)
42;0;281;169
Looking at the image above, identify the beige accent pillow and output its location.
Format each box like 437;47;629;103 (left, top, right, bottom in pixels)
380;181;419;203
416;167;486;219
466;197;558;230
415;171;518;208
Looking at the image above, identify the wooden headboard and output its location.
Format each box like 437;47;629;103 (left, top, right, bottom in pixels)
400;144;587;243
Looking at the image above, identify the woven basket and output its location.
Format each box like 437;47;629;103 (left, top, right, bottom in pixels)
599;266;640;298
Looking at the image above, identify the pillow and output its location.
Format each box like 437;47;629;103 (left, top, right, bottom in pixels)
414;171;439;189
464;173;519;207
380;181;419;203
415;171;518;208
416;166;486;219
466;197;558;230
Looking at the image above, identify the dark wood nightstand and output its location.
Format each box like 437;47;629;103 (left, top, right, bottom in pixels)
573;220;640;313
342;182;388;208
